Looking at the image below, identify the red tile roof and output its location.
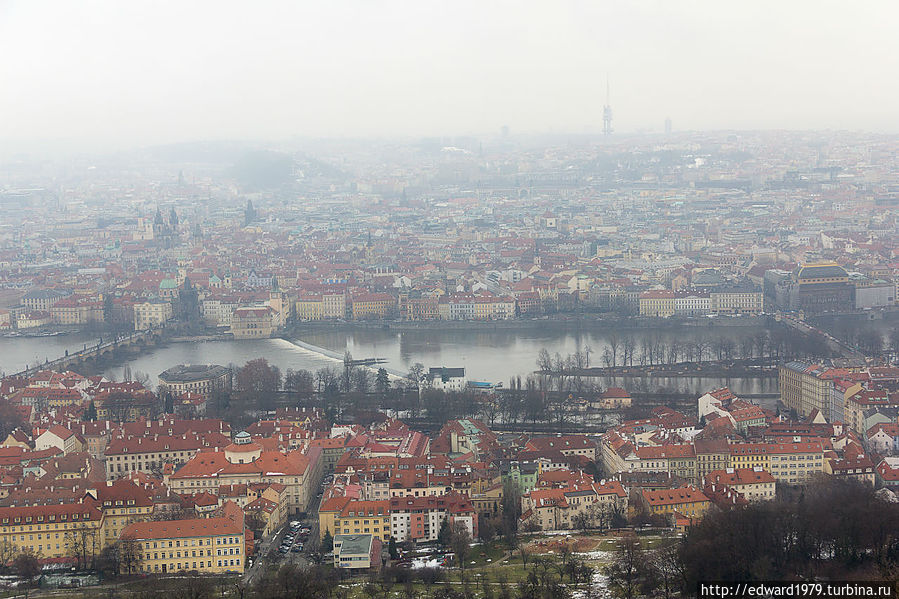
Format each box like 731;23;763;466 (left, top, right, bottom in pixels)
642;486;710;507
123;502;244;540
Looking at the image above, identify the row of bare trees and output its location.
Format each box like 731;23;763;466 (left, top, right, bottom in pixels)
537;327;832;375
833;324;899;357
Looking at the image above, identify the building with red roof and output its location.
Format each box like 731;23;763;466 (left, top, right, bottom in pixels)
121;500;246;575
521;479;627;531
704;467;776;501
524;435;596;461
388;492;476;542
167;443;322;516
876;457;899;489
641;486;710;519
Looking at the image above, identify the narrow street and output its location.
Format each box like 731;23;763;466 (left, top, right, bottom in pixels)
243;479;324;585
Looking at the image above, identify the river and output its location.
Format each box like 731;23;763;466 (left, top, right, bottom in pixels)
0;330;102;375
0;323;779;396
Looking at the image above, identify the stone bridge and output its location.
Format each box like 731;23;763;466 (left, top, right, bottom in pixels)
13;328;161;377
778;313;865;359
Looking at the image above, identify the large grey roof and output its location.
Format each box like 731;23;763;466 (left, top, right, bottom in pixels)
335;534;373;555
23;288;69;300
158;364;230;383
796;264;848;279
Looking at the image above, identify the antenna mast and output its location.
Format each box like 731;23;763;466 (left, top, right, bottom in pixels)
602;76;613;136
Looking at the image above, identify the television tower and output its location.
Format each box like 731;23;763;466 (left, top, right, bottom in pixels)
602;77;613;136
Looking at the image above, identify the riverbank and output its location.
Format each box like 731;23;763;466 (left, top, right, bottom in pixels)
575;359;776;379
289;314;773;333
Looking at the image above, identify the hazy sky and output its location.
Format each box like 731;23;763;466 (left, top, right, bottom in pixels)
1;1;897;149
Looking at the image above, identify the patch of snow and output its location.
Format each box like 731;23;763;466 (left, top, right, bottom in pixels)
410;557;443;569
575;550;614;560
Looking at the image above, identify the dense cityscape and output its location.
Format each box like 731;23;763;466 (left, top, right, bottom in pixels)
0;130;898;599
4;1;899;597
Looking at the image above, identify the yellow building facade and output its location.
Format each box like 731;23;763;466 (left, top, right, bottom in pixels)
123;503;245;575
334;500;391;542
0;503;104;561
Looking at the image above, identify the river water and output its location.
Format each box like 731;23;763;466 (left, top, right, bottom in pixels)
0;323;779;396
0;330;101;375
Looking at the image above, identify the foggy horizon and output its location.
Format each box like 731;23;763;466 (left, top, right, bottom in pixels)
2;0;898;153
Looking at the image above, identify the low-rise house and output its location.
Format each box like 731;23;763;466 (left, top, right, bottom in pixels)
333;534;382;571
641;486;710;519
866;422;899;455
427;367;466;392
876;457;899;489
521;479;627;531
524;435;597;461
703;467;776;501
35;425;86;455
596;387;632;409
824;454;876;486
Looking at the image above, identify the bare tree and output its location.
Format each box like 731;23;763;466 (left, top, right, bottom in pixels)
0;539;16;572
649;542;683;599
66;523;100;570
450;522;472;573
602;348;613;368
605;534;651;599
740;335;754;359
667;339;680;364
607;333;620;367
696;339;711;362
342;350;355;392
536;348;552;372
753;332;768;359
621;335;636;367
720;336;735;360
